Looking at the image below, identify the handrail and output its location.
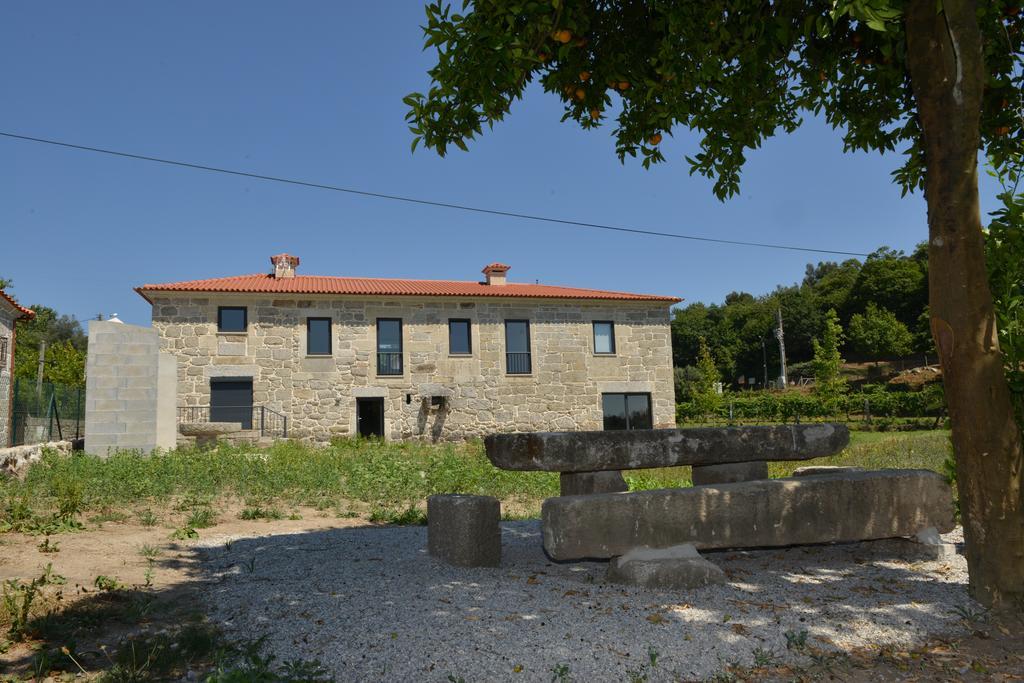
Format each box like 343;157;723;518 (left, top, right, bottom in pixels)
177;405;288;439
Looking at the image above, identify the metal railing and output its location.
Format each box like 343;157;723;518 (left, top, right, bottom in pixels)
177;405;288;439
377;351;403;376
506;352;532;375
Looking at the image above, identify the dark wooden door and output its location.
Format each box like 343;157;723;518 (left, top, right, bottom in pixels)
356;397;384;438
210;379;253;429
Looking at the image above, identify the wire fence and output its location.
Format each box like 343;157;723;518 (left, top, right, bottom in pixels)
9;379;85;446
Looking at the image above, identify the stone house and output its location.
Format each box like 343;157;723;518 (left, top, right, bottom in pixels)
136;255;680;442
0;290;35;447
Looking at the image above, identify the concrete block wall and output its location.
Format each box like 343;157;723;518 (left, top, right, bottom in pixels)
84;320;177;455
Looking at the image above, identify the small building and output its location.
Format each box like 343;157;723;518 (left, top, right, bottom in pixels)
136;255;680;442
0;290;35;447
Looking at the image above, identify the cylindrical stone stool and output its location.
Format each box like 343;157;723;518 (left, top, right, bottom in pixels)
427;494;501;567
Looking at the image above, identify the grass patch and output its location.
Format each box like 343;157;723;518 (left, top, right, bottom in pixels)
0;439;558;526
0;432;950;528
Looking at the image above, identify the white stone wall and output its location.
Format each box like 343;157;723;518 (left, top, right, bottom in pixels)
0;307;15;447
149;294;675;442
84;320;177;455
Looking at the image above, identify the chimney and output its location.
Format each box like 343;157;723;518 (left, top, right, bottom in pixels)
482;262;510;286
270;253;300;279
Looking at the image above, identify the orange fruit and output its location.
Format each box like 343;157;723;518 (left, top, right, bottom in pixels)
617;81;630;90
554;29;572;43
575;88;586;101
589;108;600;120
579;71;591;81
538;51;550;62
995;126;1012;135
649;133;662;145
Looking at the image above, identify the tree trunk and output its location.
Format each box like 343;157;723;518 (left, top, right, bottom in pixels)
905;0;1024;609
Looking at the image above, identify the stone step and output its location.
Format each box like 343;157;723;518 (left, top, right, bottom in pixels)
541;469;955;561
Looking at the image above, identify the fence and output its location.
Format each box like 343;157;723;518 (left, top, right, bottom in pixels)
676;386;947;428
9;379;85;446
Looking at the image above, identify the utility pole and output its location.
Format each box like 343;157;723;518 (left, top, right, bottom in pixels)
36;339;47;399
775;308;787;389
761;336;769;389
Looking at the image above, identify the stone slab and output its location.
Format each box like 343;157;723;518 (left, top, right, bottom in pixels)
606;544;726;590
427;494;501;567
178;422;243;437
692;461;767;486
542;469;955;560
485;423;849;473
793;465;865;477
560;471;629;496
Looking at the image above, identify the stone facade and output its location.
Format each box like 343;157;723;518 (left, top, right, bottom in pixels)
0;292;31;448
147;294;675;442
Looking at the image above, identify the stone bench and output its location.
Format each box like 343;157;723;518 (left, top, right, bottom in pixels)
541;469;955;561
178;422;242;449
485;423;850;494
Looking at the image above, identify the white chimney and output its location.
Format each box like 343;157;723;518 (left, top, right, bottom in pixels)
482;262;510;286
270;253;300;279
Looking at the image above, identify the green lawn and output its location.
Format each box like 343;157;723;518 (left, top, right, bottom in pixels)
0;430;952;529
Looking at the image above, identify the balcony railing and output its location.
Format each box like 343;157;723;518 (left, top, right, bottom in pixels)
377;351;403;376
506;352;532;375
177;405;288;439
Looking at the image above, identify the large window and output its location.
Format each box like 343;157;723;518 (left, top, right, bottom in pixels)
593;321;616;354
307;317;332;356
376;318;403;376
448;318;472;355
505;320;531;374
602;393;653;431
217;306;247;333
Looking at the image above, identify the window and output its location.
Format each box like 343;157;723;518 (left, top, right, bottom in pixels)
593;321;616;354
376;318;403;375
217;306;247;333
307;317;332;356
0;336;7;368
505;320;531;374
602;393;652;431
448;319;472;355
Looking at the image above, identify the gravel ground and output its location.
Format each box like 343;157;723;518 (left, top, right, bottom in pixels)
197;522;976;682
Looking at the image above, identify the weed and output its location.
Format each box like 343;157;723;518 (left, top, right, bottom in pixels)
785;628;809;651
89;509;131;525
143;565;155;588
369;506;427;525
647;645;659;668
1;563;66;641
187;506;217;529
550;662;572;682
37;536;60;553
137;509;158;526
94;575;125;592
752;647;778;667
170;525;199;541
138;544;161;560
239;505;285;521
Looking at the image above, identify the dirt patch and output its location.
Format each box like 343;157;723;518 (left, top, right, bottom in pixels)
0;502;371;677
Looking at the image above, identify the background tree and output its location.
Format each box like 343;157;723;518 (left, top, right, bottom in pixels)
0;276;13;290
407;0;1024;606
693;337;721;421
44;340;86;388
13;305;88;384
848;303;914;365
812;308;847;412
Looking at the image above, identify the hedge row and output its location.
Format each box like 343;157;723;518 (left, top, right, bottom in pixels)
676;386;945;423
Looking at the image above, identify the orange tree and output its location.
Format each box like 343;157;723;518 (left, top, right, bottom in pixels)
405;0;1024;608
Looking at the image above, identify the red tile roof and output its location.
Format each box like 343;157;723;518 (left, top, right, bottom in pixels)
0;289;35;320
136;273;681;304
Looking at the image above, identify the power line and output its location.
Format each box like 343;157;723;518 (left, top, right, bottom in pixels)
0;131;870;257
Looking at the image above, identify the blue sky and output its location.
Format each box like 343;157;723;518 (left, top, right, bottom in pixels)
1;2;1002;325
